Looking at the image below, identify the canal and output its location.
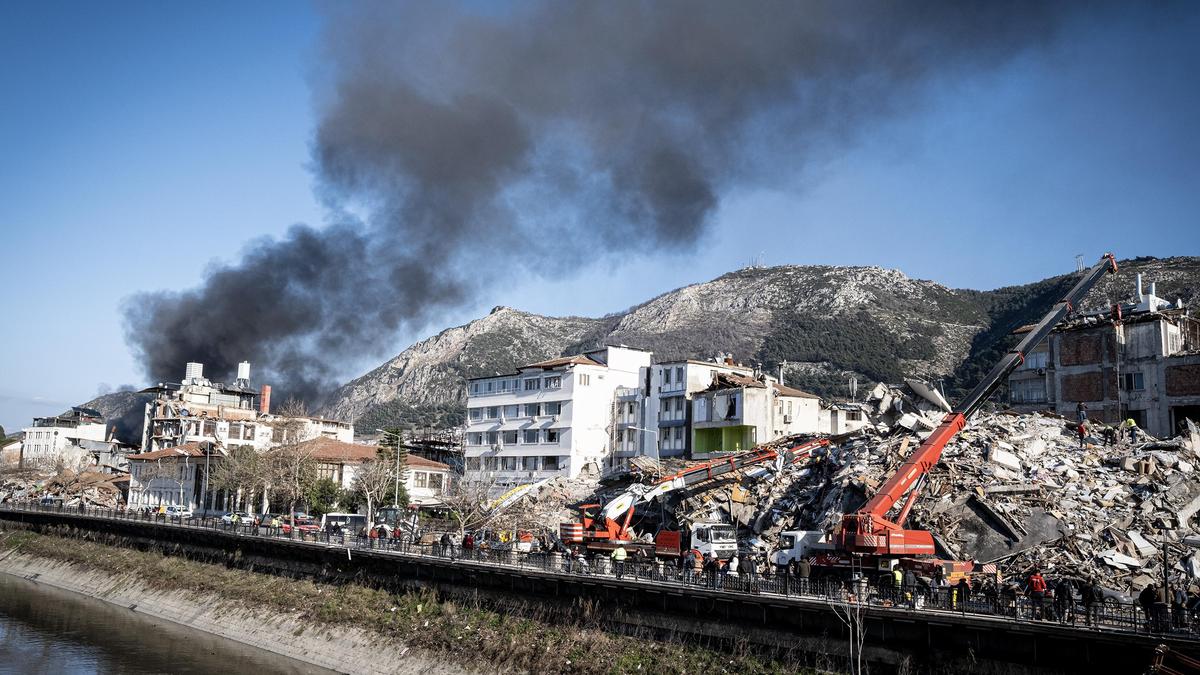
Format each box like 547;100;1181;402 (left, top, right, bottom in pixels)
0;574;333;674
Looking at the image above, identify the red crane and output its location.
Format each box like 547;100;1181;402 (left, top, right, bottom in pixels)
837;253;1119;557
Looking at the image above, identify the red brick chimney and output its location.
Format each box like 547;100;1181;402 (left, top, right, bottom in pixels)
259;385;272;415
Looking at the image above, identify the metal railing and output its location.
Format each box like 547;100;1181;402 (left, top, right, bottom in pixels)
2;501;1196;640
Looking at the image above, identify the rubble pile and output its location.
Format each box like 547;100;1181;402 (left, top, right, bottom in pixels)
540;388;1200;595
0;468;125;509
748;413;1200;594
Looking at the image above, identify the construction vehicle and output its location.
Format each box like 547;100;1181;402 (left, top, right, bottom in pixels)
560;437;829;557
780;253;1119;580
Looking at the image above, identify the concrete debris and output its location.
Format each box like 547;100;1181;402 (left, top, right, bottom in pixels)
527;403;1200;596
1;468;126;509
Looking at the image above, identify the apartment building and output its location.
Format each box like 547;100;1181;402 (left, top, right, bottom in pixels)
20;407;109;468
463;345;651;484
691;371;821;456
618;358;758;460
1006;275;1200;438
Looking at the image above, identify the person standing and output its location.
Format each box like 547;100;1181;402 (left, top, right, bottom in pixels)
797;557;812;595
610;543;627;579
1076;402;1088;422
1054;577;1074;624
1028;570;1048;620
1077;421;1089;449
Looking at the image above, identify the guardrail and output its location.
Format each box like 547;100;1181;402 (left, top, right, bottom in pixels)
2;501;1196;641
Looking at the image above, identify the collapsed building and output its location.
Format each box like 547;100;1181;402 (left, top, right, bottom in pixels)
1007;273;1200;437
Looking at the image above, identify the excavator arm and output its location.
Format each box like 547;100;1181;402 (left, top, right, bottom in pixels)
838;253;1118;556
570;437;830;542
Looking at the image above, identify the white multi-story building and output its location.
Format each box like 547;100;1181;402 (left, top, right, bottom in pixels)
463;345;651;484
20;407;109;468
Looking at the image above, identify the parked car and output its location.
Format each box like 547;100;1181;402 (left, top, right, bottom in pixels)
39;496;64;507
221;511;256;526
164;505;192;520
279;516;321;535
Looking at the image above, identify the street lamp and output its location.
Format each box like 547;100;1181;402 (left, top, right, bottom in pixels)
625;426;660;464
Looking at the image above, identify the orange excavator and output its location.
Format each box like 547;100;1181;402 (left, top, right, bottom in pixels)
560;437;830;556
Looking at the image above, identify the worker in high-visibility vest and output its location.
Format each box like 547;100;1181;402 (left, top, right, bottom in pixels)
611;544;628;580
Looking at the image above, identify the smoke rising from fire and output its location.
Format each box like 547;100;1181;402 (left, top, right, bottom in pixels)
124;1;1077;404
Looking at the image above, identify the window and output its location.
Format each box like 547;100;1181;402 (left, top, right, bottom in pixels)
486;431;499;445
469;408;483;421
502;430;518;445
486;381;494;392
544;376;561;389
543;456;561;470
1122;372;1146;391
846;410;862;421
661;399;672;413
486;407;499;419
1009;379;1047;404
578;374;590;386
544;401;561;415
414;472;428;489
468;433;483;445
675;398;684;412
428;473;443;492
502;456;518;471
317;463;339;481
675;367;684;384
524;403;540;417
503;405;519;419
546;429;560;444
523;456;538;471
524;429;540;444
202;420;216;435
1024;351;1048;370
524;378;541;391
471;382;481;395
485;457;499;471
466;457;482;471
627;401;636;415
662;368;671;384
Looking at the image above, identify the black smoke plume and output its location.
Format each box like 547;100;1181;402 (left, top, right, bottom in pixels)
125;1;1078;404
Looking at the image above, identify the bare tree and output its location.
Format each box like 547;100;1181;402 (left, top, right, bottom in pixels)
133;458;186;509
263;444;317;537
208;445;265;512
441;475;505;537
352;457;393;526
826;580;869;675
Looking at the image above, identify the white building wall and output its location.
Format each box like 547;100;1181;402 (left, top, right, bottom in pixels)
20;422;107;467
463;346;650;483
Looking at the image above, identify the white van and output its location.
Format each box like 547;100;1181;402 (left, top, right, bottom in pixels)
320;512;367;533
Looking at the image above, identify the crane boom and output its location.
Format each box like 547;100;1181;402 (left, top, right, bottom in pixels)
838;253;1118;556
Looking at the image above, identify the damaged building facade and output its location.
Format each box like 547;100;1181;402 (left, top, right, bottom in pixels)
139;361;353;454
1008;275;1200;438
19;407;111;469
691;372;821;456
463;346;651;484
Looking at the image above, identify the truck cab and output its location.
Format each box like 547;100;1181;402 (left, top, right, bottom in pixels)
690;522;737;559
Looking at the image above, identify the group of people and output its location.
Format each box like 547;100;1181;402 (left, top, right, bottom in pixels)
1074;402;1143;448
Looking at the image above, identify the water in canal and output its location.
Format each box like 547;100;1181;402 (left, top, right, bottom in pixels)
0;573;334;674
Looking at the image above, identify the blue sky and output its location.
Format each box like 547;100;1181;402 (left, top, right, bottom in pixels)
1;2;1197;433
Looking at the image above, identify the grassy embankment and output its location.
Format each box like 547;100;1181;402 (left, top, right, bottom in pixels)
0;529;819;674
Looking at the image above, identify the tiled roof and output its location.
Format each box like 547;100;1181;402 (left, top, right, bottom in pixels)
521;355;602;369
293;436;378;462
291;437;451;471
772;383;821;399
